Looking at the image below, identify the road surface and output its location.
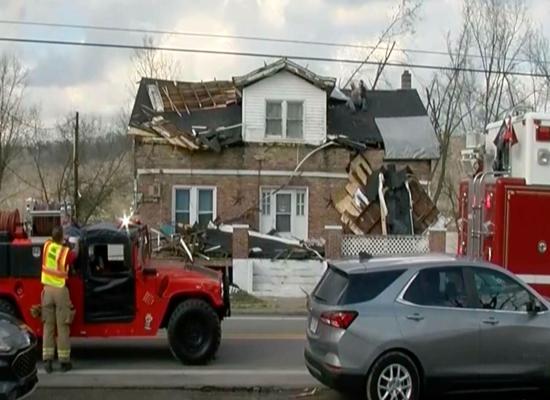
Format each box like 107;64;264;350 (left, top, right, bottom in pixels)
37;315;321;390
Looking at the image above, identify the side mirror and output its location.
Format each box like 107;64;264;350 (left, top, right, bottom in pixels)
143;267;157;277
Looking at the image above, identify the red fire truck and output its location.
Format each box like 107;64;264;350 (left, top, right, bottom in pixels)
0;204;230;365
458;112;550;296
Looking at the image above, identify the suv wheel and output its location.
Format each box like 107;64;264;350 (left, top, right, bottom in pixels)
167;299;221;365
0;298;16;317
366;352;420;400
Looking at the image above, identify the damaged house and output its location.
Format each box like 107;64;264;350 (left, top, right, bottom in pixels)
128;58;439;244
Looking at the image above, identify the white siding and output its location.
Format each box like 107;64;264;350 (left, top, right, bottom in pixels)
242;71;327;145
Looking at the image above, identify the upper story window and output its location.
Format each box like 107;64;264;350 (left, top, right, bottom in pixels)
265;100;303;139
173;186;216;227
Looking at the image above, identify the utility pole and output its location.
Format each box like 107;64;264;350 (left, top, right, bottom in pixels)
73;111;79;223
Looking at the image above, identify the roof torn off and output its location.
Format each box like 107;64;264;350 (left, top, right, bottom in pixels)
129;78;242;152
333;152;439;235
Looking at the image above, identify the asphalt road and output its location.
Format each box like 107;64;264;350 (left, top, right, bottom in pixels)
37;316;321;390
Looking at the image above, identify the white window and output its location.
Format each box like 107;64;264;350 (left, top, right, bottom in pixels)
173;186;216;227
259;188;308;239
265;100;303;139
266;101;283;136
286;101;303;138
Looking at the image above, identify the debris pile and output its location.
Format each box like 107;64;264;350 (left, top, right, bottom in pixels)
151;223;324;261
333;153;438;235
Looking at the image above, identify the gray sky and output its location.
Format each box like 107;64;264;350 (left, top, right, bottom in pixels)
1;0;549;125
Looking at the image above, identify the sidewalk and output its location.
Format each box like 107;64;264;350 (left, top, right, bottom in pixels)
231;291;307;316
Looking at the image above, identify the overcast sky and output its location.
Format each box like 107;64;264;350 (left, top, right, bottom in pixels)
1;0;549;125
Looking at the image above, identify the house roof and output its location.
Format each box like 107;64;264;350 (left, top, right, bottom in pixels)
233;58;336;92
327;89;437;158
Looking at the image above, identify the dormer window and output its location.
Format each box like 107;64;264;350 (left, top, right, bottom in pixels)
265;100;303;139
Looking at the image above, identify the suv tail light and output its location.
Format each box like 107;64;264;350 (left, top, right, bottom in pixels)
320;311;358;329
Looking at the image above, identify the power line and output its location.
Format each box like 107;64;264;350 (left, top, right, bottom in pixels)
0;19;455;58
0;36;547;79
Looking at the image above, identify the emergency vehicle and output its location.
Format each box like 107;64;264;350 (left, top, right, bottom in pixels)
458;112;550;296
0;204;230;365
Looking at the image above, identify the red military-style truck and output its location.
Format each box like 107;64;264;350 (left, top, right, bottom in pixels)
458;112;550;296
0;210;230;365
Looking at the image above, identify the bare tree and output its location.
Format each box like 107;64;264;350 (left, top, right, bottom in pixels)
343;0;423;89
463;0;532;129
131;35;182;82
28;114;131;224
0;53;28;194
426;26;472;206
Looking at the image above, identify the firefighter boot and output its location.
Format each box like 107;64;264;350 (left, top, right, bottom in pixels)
60;361;72;372
44;360;53;374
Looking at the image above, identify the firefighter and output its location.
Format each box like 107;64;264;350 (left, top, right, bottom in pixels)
41;225;78;373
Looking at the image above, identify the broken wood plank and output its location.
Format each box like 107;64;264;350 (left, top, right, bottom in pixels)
202;81;216;107
176;86;191;115
191;85;202;108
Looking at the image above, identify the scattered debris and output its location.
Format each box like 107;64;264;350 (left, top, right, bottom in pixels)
333;152;438;235
151;223;324;261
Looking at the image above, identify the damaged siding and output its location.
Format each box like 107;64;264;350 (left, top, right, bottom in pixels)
243;71;326;145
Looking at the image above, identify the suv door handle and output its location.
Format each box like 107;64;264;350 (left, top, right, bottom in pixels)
406;313;424;322
482;318;499;326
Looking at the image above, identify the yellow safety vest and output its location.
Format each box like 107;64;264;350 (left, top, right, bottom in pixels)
41;240;70;288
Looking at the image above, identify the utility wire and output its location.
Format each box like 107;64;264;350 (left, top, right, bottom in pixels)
0;19;457;58
1;19;544;66
0;36;547;79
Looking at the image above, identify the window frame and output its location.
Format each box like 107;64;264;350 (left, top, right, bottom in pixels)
172;186;217;227
397;266;474;310
259;186;308;239
264;99;305;140
466;267;548;314
275;192;292;233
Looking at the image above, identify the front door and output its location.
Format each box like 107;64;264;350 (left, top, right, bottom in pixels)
396;267;481;389
469;267;550;386
83;241;136;323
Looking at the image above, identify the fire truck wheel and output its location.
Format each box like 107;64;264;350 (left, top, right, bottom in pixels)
167;299;221;365
0;298;17;318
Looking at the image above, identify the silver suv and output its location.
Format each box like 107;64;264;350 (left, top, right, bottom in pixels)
304;255;550;400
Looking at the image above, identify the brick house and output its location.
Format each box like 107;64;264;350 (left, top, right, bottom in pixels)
128;59;439;241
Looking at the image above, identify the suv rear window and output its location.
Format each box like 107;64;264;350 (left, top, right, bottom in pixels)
313;267;348;304
313;266;405;305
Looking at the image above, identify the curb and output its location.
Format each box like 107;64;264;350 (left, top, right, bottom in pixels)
231;308;308;317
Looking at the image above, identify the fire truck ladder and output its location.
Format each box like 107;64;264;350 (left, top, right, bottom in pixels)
468;171;506;260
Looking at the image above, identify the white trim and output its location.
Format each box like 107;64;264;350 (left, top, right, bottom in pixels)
138;168;347;179
171;185;217;226
232;224;250;229
324;225;343;230
258;186;309;240
516;274;550;285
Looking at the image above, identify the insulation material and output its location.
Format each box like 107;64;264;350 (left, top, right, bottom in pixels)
333;153;439;235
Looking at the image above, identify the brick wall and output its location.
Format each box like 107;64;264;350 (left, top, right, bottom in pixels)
137;172;345;239
135;142;432;239
135;142;351;172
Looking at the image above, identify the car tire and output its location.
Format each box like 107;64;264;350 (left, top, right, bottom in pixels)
366;352;420;400
0;298;17;317
167;299;221;365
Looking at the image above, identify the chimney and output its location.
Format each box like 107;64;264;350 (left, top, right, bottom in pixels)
401;70;412;89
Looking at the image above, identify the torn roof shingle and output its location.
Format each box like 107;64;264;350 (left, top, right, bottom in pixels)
233;58;336;93
327;89;430;149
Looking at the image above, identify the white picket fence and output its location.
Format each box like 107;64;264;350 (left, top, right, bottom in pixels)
342;234;430;257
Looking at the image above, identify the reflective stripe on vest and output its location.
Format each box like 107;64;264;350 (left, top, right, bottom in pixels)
41;240;70;288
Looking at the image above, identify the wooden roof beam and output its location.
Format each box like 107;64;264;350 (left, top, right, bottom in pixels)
176;86;191;115
202;81;216;107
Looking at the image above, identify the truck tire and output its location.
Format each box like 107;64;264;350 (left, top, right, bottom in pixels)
0;298;17;317
167;299;221;365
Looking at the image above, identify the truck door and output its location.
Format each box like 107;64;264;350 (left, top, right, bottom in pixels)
83;241;135;323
